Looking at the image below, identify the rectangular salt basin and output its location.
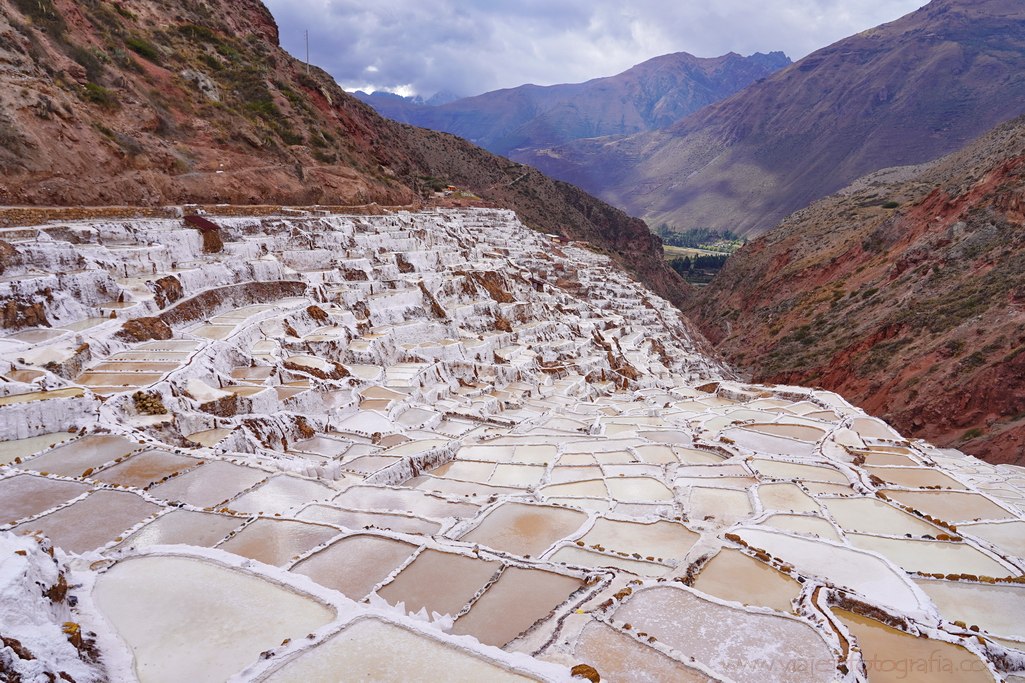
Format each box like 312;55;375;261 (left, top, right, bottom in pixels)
148;460;267;507
847;533;1017;578
76;372;165;387
691;548;802;613
113;509;244;552
759;514;842;542
94;556;334;683
451;566;583;647
216;515;339;566
833;609;992;683
882;489;1012;523
581;518;698;561
459;502;588;558
90;450;201;489
377;549;500;617
749;458;848;484
19;434;139;477
226;475;336;515
864;466;967;490
0;432;74;465
685;487;753;526
820;497;941;536
736;527;922;612
915;578;1025;640
0;474;90;524
290;534;420;599
13;489;162;554
756;482;820;513
262;617;535;683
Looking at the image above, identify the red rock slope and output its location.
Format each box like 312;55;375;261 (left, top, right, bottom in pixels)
688;115;1025;465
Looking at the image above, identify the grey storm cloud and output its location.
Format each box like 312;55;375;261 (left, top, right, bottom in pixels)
263;0;930;98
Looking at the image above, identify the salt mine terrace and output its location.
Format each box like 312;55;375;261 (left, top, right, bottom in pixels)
1;208;1024;682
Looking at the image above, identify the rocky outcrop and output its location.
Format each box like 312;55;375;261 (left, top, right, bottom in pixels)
116;316;173;342
689;115;1025;465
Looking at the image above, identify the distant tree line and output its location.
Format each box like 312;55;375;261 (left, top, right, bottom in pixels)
655;224;743;249
670;253;730;284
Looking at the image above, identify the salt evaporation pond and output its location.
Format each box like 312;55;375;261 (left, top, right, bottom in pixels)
93;555;334;683
2;208;1023;681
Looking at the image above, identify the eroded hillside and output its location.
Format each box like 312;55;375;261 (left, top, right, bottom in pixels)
0;0;684;305
689;115;1025;466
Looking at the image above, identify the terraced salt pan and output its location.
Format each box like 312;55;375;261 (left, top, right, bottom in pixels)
332;486;478;519
605;476;674;501
833;609;993;683
959;520;1025;557
691;548;802;613
846;534;1017;578
915;579;1025;640
882;490;1012;523
580;518;699;560
756;482;820;513
0;473;90;524
113;509;243;551
218;518;339;566
460;502;588;557
819;497;941;536
0;430;73;463
94;555;334;683
451;566;583;647
721;428;817;457
759;514;842;541
291;535;419;599
377;549;499;617
18;434;139;477
14;489;161;553
147;460;267;507
297;504;441;535
864;466;967;490
735;528;923;612
573;621;713;683
226;475;336;514
615;586;834;683
685;487;753;526
749;458;849;484
262;617;535;682
90;450;200;489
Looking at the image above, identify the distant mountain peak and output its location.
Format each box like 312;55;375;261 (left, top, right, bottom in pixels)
357;50;791;156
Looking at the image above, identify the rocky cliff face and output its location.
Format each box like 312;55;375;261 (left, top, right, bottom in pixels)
0;0;686;306
356;51;790;157
522;0;1025;237
688;115;1025;465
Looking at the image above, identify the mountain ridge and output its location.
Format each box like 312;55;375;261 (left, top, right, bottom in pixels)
354;50;790;157
521;0;1025;236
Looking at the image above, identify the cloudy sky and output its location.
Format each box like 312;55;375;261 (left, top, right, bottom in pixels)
264;0;930;99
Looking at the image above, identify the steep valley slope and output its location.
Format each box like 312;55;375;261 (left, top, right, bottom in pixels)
522;0;1025;237
687;114;1025;466
0;0;685;306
